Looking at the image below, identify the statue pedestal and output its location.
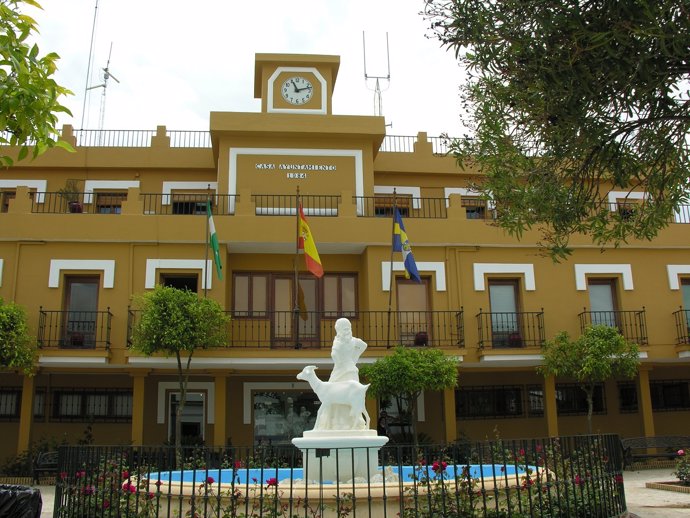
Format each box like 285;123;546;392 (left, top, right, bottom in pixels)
292;430;389;483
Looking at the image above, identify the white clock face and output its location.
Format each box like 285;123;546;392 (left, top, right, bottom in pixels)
281;76;314;105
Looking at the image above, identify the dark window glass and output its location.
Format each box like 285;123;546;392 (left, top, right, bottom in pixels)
161;275;198;293
0;390;20;419
618;382;638;413
650;380;690;411
556;384;606;415
51;389;133;422
455;386;523;419
527;385;544;417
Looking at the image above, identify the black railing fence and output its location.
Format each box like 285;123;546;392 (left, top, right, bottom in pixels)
578;309;648;345
354;196;449;219
673;307;690;344
477;310;545;349
38;308;112;349
54;434;626;518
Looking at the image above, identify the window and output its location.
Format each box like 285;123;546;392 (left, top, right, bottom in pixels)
488;279;520;347
461;197;486;219
33;390;45;419
456;386;523;419
95;192;126;214
616;200;639;221
0;390;20;419
233;273;268;316
63;276;99;348
253;390;318;446
681;279;690;309
555;384;606;415
527;385;544;417
618;382;638;413
172;194;208;215
650;380;690;411
161;274;198;293
588;279;618;327
323;274;356;317
52;389;133;421
374;194;410;217
0;190;16;213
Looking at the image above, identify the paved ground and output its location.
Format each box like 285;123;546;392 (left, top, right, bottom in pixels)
35;468;690;517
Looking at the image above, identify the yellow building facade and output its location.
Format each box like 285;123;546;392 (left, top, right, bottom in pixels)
1;53;689;460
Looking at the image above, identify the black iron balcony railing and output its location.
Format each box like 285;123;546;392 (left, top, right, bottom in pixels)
38;308;112;349
476;309;545;349
354;196;448;219
673;307;690;345
127;308;463;349
141;194;237;215
379;134;451;155
252;194;340;216
578;308;648;345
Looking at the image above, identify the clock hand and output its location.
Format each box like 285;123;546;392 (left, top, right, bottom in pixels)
291;80;299;92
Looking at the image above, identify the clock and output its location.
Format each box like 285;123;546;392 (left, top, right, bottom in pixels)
281;76;313;105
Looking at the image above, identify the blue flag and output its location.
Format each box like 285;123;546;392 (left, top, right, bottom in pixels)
392;208;421;282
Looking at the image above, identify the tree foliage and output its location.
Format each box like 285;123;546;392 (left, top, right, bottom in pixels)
131;286;229;460
0;298;35;374
0;0;73;166
539;325;640;432
424;0;690;259
360;347;458;446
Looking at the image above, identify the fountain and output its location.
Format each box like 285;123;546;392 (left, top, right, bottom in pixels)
291;317;389;482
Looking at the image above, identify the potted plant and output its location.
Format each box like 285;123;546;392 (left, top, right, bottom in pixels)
58;179;83;213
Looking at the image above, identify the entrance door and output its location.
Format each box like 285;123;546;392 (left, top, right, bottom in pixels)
63;277;99;348
396;278;430;346
169;392;205;445
271;276;319;348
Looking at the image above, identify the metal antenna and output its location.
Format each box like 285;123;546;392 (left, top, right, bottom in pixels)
80;0;100;129
363;31;392;126
86;42;120;134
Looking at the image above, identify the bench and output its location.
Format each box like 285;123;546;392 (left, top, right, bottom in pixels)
621;436;690;469
33;451;59;484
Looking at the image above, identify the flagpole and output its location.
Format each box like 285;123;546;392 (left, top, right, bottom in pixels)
204;184;211;299
386;189;397;348
294;186;301;349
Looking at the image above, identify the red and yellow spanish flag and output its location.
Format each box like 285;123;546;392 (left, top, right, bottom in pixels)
298;203;323;278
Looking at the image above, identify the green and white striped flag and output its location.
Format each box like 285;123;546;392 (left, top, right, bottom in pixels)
207;201;223;280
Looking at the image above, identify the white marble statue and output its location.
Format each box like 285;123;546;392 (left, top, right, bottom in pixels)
298;317;369;431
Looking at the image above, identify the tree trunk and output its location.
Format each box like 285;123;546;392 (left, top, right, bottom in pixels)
585;385;594;434
409;393;419;451
174;350;194;468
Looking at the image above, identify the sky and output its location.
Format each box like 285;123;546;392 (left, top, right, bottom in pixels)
27;0;468;137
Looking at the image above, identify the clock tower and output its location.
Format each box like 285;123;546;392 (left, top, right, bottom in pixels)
254;53;340;115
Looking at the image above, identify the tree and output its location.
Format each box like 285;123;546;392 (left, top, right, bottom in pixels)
538;325;640;433
130;286;229;463
0;298;35;374
1;0;73;167
360;347;458;447
424;1;690;260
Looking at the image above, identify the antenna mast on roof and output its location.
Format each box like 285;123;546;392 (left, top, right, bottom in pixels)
80;0;100;129
86;42;120;131
363;31;391;126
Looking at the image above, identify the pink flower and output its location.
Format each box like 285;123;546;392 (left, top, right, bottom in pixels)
574;475;583;487
147;492;155;500
81;485;94;495
59;471;68;480
678;449;685;456
206;476;215;485
122;470;129;479
102;499;110;509
75;470;86;479
266;477;278;487
519;448;525;456
129;485;136;494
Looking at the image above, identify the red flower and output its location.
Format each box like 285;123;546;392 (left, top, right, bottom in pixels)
614;474;624;484
206;476;215;485
574;475;583;487
129;485;136;494
267;477;278;487
122;470;129;479
59;471;68;480
234;460;242;469
519;448;525;456
75;470;86;479
535;445;543;453
81;485;94;495
155;480;163;487
102;499;110;509
147;492;155;500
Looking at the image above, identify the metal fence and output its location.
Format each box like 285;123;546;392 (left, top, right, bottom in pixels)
354;196;448;219
578;309;648;345
54;434;626;518
476;310;545;349
38;308;112;349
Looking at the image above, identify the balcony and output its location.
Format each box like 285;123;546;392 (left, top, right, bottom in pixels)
355;196;448;219
38;308;113;349
578;308;648;345
128;309;464;349
476;310;545;349
673;307;690;345
252;194;340;216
